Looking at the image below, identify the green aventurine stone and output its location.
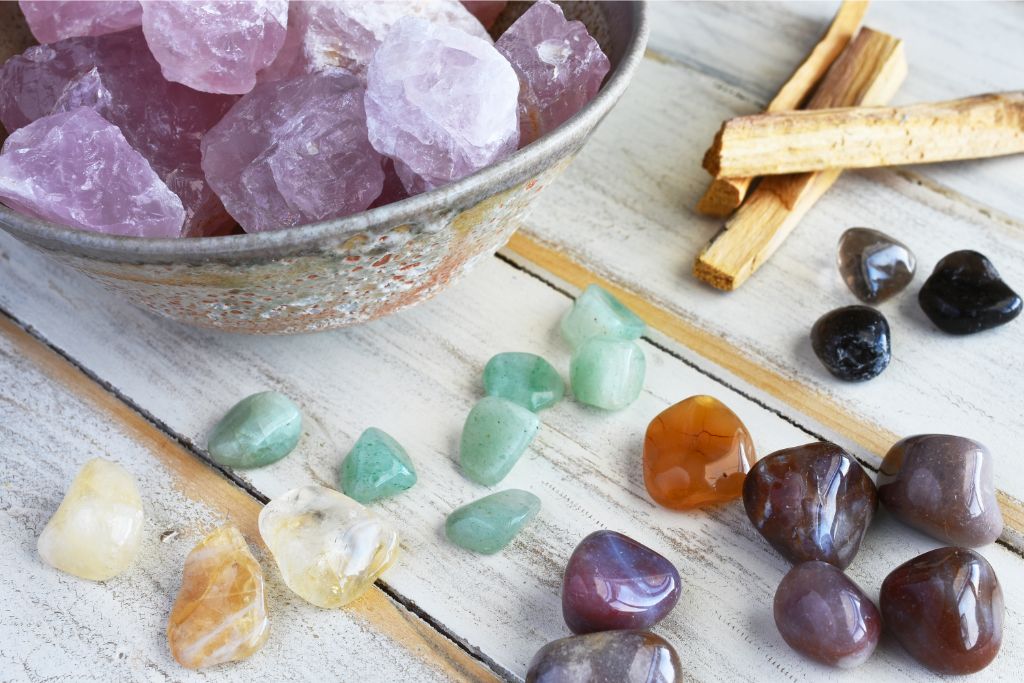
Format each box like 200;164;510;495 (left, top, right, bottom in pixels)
570;338;646;410
208;391;302;469
446;489;541;554
483;352;564;412
561;284;646;349
340;428;417;503
460;397;540;486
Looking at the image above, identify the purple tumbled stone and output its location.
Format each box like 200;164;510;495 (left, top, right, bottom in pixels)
201;70;384;233
0;108;185;237
0;29;237;236
495;0;610;146
262;0;490;83
365;17;519;195
562;530;681;634
19;1;143;44
527;630;682;683
140;1;288;95
774;561;881;669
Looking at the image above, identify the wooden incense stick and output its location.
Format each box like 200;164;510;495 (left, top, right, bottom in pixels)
695;0;870;218
693;28;907;291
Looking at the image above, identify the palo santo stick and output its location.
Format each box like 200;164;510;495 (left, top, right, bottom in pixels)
696;0;870;217
705;92;1024;177
694;28;907;291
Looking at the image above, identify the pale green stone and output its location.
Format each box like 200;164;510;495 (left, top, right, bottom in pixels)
340;428;417;504
460;397;540;485
483;352;564;412
208;391;302;469
561;284;645;348
570;338;645;410
446;489;541;554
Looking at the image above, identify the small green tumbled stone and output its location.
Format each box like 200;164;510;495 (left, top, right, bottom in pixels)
483;352;564;412
561;284;646;349
570;338;646;410
340;428;417;504
208;391;302;469
460;396;540;486
446;489;541;554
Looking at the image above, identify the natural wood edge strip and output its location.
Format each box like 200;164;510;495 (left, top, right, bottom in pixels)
504;231;1024;546
0;314;500;683
695;0;869;217
694;28;907;291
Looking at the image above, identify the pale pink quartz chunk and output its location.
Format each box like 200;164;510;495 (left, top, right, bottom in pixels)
461;1;507;29
19;1;143;44
495;0;610;145
201;70;384;233
261;0;490;83
141;1;288;95
365;18;519;194
0;108;185;237
0;30;237;236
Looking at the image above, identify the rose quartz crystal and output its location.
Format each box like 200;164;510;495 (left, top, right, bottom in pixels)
461;1;507;29
141;1;288;95
0;30;236;236
365;17;519;194
495;0;610;145
261;1;489;83
0;108;185;237
201;70;384;233
19;1;143;44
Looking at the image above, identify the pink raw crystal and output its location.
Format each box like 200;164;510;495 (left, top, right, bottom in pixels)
0;108;185;237
495;0;610;145
261;0;490;83
0;29;237;236
19;1;143;44
201;70;384;233
141;1;288;94
461;1;507;30
365;18;519;194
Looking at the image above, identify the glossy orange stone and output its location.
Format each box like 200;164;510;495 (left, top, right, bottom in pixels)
643;395;755;509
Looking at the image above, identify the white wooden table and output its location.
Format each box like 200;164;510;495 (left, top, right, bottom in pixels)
2;2;1023;681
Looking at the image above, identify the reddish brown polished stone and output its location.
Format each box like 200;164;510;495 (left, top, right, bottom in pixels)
881;547;1003;674
526;630;682;683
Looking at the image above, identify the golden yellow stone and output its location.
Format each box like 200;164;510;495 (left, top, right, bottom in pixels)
167;526;270;669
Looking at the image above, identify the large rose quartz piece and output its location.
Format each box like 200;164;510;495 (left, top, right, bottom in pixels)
19;1;143;44
366;17;519;194
0;108;185;237
141;1;288;94
0;29;236;236
495;0;610;145
201;70;384;233
262;0;490;83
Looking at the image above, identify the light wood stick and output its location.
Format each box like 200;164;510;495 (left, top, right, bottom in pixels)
695;0;870;217
693;28;907;291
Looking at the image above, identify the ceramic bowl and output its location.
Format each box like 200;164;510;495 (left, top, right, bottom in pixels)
0;2;648;334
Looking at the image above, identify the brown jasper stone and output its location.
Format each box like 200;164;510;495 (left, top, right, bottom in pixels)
881;547;1004;675
643;395;755;509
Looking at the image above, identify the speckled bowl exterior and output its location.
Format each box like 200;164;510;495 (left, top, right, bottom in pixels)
0;2;648;334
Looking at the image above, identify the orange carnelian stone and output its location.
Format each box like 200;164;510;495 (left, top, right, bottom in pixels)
643;395;755;509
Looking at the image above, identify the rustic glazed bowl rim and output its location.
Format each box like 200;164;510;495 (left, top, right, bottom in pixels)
0;2;649;264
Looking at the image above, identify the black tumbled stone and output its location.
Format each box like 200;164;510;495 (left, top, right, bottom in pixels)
918;250;1021;335
810;306;891;381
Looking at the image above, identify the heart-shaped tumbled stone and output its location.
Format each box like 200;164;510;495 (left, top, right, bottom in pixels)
918;250;1022;334
837;227;917;304
877;434;1003;546
743;442;877;568
527;630;682;683
562;530;680;634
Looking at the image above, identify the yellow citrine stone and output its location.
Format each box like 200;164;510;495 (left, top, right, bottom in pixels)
258;485;399;608
37;458;144;581
167;526;270;669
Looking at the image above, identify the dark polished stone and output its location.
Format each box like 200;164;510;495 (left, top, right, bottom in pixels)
881;547;1004;674
918;250;1021;334
810;306;891;381
774;561;881;668
878;434;1003;547
837;227;916;303
562;530;680;634
526;630;682;683
743;442;877;568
